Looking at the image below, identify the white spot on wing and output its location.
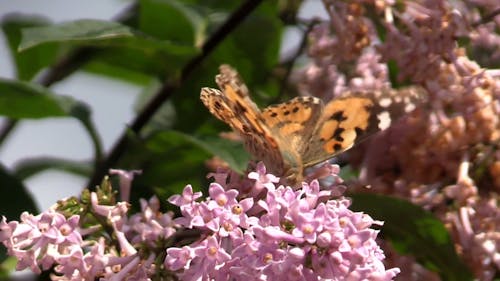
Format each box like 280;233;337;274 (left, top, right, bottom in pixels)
377;111;392;130
379;97;392;108
405;103;416;112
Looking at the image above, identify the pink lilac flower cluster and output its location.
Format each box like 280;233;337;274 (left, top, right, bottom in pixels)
1;166;398;280
0;211;83;276
0;200;151;280
0;174;176;281
165;163;400;281
297;0;500;280
298;2;390;101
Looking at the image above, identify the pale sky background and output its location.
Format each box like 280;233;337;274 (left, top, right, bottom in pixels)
0;0;326;211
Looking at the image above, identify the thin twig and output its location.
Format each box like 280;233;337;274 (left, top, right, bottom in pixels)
86;0;265;190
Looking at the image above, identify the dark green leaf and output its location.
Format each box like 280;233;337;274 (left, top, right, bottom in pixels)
19;19;132;50
1;14;60;81
0;78;78;118
338;164;359;181
210;1;283;90
19;19;199;75
119;130;211;208
180;1;240;11
0;165;37;263
176;132;250;174
349;193;473;281
387;59;399;88
83;60;153;85
139;0;205;45
90;47;185;78
119;129;249;211
18;19;197;55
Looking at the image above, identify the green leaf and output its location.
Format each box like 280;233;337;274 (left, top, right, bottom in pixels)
0;78;79;119
1;14;60;81
19;19;199;75
119;130;211;206
0;256;18;277
338;164;359;181
12;158;92;180
387;59;399;88
349;193;474;281
0;164;38;220
18;19;197;55
139;0;205;46
177;132;250;174
83;60;153;85
0;165;38;263
119;130;249;209
19;19;132;50
210;1;283;88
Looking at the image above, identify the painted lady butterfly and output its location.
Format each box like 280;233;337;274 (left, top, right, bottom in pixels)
201;65;423;184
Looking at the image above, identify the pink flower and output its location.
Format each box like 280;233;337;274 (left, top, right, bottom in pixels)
168;184;202;207
247;162;280;196
1;211;83;275
165;246;194;271
109;169;142;202
125;196;177;246
165;164;399;280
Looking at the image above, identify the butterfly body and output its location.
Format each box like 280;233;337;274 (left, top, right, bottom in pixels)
201;65;423;185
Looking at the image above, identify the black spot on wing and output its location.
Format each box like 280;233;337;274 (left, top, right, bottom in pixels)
331;111;347;122
333;127;345;142
214;101;222;110
355;127;364;136
236;102;247;113
333;143;342;152
242;125;251;133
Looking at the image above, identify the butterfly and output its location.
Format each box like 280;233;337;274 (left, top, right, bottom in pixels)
200;64;423;185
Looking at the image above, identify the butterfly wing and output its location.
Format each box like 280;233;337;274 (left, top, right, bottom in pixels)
302;88;425;168
261;96;324;177
302;96;374;167
200;87;250;133
200;65;286;175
